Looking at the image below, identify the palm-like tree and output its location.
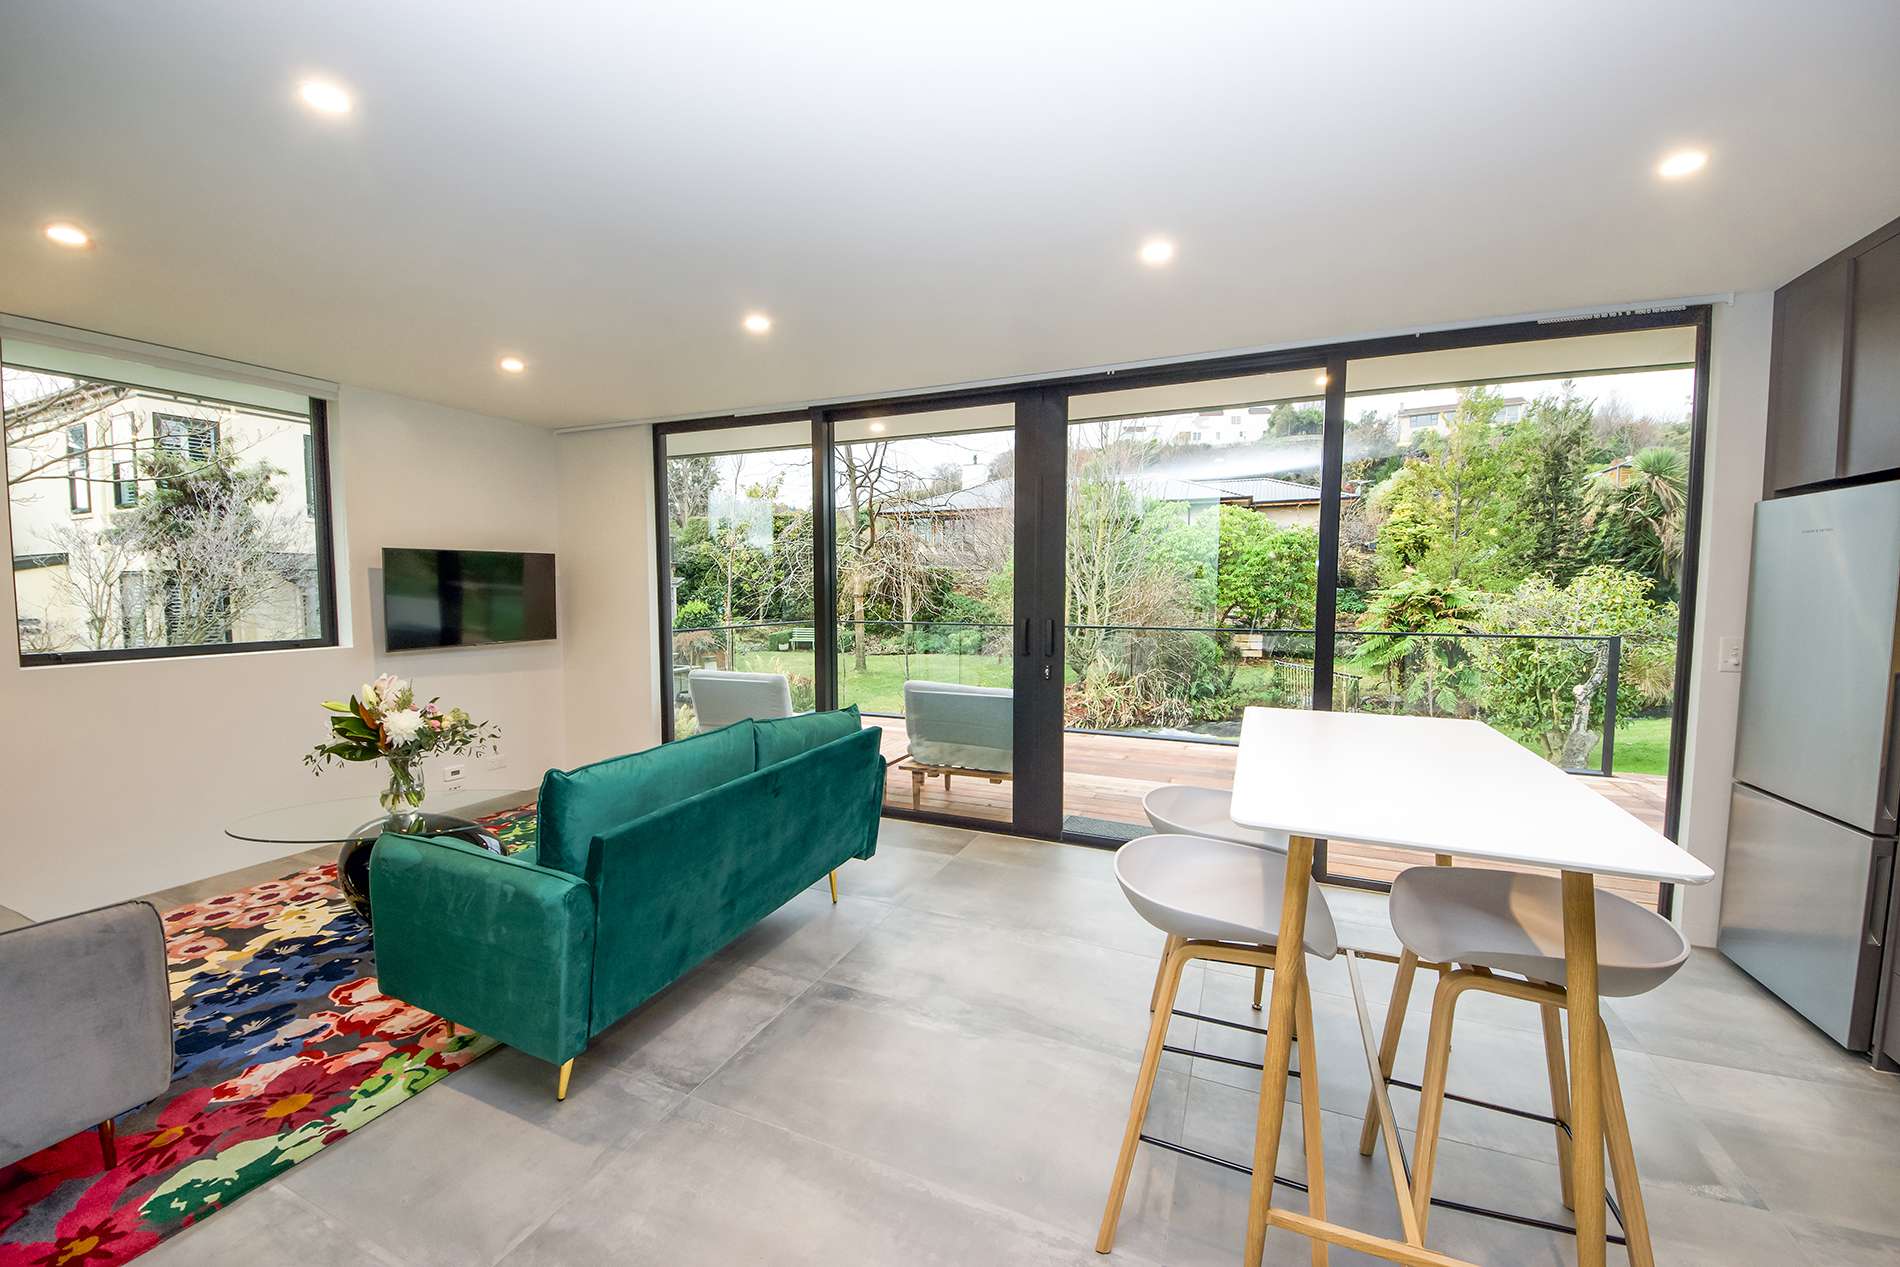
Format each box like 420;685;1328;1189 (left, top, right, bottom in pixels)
1587;446;1687;594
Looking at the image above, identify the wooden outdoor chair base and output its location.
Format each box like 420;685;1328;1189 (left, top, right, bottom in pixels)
898;758;1012;811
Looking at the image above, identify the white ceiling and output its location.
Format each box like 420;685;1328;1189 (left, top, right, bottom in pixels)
2;1;1897;430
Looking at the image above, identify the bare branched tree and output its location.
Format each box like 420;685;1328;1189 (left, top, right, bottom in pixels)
45;522;138;650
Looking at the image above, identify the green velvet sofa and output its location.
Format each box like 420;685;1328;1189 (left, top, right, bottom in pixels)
369;708;884;1097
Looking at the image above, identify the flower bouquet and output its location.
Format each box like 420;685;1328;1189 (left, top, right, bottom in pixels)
305;674;499;825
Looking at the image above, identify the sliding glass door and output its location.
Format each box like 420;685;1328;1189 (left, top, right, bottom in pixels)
830;403;1020;826
652;309;1712;909
1057;366;1329;841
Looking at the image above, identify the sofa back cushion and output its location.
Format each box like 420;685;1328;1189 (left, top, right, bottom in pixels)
754;705;861;769
535;720;757;877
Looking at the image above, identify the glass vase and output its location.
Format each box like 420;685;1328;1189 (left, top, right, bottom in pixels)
380;756;426;828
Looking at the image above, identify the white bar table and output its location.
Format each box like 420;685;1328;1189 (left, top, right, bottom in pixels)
1228;708;1713;1267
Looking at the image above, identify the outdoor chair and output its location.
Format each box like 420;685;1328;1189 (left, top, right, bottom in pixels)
899;679;1013;809
688;669;794;730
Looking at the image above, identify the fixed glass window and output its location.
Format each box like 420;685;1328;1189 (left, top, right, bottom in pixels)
4;339;335;663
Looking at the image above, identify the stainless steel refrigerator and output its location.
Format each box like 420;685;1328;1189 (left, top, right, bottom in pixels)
1719;479;1900;1052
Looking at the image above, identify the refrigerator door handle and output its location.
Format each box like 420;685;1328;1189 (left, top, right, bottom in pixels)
1883;674;1900;833
1870;847;1895;950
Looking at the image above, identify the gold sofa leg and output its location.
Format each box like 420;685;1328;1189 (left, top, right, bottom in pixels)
556;1058;574;1101
829;870;839;904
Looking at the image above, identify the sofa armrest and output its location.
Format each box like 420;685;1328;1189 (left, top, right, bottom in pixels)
0;900;172;1167
370;833;595;1066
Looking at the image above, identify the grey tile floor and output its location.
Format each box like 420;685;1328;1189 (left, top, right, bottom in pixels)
134;821;1900;1266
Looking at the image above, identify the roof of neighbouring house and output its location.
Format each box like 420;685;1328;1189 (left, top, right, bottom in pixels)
881;478;1013;515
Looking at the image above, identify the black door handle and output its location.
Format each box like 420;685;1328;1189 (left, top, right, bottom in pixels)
1045;619;1057;657
1020;617;1032;657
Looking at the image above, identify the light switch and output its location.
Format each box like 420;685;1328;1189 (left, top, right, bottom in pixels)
1719;636;1743;673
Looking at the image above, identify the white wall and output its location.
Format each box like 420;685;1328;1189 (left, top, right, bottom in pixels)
1675;292;1774;945
0;385;567;920
556;425;662;765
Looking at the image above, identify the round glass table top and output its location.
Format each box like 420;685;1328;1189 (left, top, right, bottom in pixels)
224;787;532;845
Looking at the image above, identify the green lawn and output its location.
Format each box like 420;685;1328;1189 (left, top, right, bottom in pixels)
731;648;1012;714
1591;714;1673;776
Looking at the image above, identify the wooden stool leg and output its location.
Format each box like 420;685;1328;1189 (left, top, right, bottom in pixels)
911;768;923;810
1150;934;1184;1012
1253;965;1266;1011
1411;972;1465;1236
1098;942;1192;1253
1243;834;1316;1267
97;1119;116;1169
1295;977;1329;1267
1561;871;1608;1267
1358;948;1419;1156
1540;1003;1576;1210
1598;1021;1655;1267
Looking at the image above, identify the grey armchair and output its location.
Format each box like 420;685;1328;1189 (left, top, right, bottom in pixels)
687;669;794;730
900;680;1013;808
0;901;173;1168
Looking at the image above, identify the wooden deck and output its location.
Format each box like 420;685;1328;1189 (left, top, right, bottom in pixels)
869;716;1668;907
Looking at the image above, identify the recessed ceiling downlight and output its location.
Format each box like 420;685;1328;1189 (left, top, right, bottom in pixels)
44;222;91;248
1138;238;1175;267
498;356;526;374
742;313;773;335
299;79;353;115
1657;148;1708;179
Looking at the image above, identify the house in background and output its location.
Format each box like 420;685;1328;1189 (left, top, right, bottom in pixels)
1393;395;1527;445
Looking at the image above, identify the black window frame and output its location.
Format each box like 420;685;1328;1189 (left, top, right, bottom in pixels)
12;390;341;667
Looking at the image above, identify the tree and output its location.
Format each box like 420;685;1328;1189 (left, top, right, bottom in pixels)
45;521;138;650
1471;565;1675;767
1585;446;1688;598
1349;571;1484;715
836;441;928;669
2;372;134;488
116;447;306;645
1496;385;1595;583
1210;507;1317;630
666;454;718;529
1366;387;1511;587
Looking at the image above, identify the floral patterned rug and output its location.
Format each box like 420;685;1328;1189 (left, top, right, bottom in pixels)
0;804;538;1266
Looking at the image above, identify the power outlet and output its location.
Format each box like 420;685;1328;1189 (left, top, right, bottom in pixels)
1719;636;1744;673
440;763;468;791
488;739;509;771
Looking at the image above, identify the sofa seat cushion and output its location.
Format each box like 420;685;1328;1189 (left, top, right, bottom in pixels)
754;705;861;769
535;720;757;877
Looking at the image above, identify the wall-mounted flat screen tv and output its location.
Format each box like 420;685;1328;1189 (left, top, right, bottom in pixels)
383;548;558;651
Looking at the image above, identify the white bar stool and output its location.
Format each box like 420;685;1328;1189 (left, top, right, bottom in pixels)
1372;866;1690;1266
1142;784;1290;851
1097;833;1339;1264
1142;785;1290;1011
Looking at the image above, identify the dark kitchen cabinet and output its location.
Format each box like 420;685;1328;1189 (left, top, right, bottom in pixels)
1767;257;1852;492
1846;231;1900;478
1765;214;1900;495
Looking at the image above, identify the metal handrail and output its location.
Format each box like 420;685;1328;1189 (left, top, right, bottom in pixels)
672;619;1643;776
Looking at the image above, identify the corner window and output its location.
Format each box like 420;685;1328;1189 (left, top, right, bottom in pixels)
4;339;337;664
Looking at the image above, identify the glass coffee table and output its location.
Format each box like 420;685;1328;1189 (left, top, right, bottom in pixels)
225;787;533;923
